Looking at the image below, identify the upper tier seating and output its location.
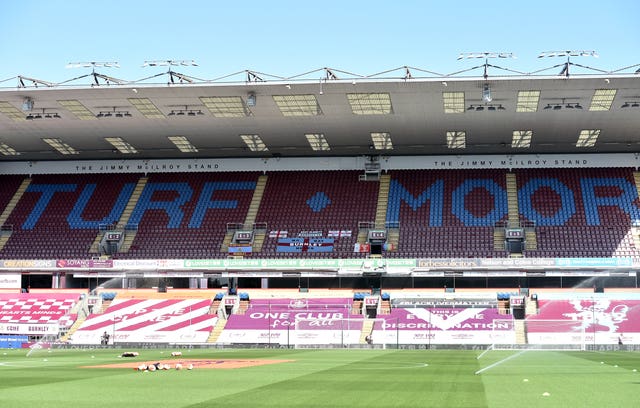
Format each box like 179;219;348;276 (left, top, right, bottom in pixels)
257;171;378;258
0;174;141;259
1;168;639;260
0;175;25;216
118;172;260;259
385;169;508;258
514;168;640;258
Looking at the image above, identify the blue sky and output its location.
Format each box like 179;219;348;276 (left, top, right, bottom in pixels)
1;0;638;85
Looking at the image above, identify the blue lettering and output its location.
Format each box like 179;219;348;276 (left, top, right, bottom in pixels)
129;182;193;228
387;179;444;227
580;177;640;225
18;176;639;231
518;178;575;226
188;181;256;228
67;183;136;229
451;179;507;226
22;184;76;229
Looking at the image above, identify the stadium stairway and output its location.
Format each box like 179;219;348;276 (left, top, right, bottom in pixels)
634;171;640;198
0;231;9;251
633;225;640;252
374;174;390;227
351;300;363;314
117;176;148;253
88;232;103;255
237;299;250;314
493;228;505;251
99;300;112;313
503;172;539;253
377;175;399;250
356;229;368;245
207;318;228;343
525;228;537;250
0;177;32;250
209;299;221;314
525;297;538;315
505;173;519;225
220;230;235;253
514;320;526;344
359;319;375;344
245;175;267;225
219;174;268;254
60;315;87;342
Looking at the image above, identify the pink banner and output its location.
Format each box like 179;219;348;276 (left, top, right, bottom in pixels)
385;308;511;331
56;259;113;268
528;299;640;333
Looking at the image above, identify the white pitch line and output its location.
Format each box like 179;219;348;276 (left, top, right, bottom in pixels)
476;345;493;360
475;350;527;375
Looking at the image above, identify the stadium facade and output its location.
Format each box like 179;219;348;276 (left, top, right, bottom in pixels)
1;64;639;347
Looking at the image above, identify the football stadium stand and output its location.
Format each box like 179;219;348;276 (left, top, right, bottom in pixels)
2;165;640;348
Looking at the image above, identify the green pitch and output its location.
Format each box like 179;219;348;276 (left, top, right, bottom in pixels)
1;348;639;407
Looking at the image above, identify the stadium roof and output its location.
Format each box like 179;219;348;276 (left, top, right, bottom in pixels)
0;68;639;162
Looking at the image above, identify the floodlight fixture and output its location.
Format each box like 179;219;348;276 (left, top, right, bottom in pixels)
141;59;199;84
96;107;131;118
457;52;515;60
26;108;61;120
142;60;198;67
167;105;205;117
542;99;583;111
66;61;120;69
455;51;518;79
538;50;598;58
536;50;600;77
467;104;505;112
64;61;125;86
